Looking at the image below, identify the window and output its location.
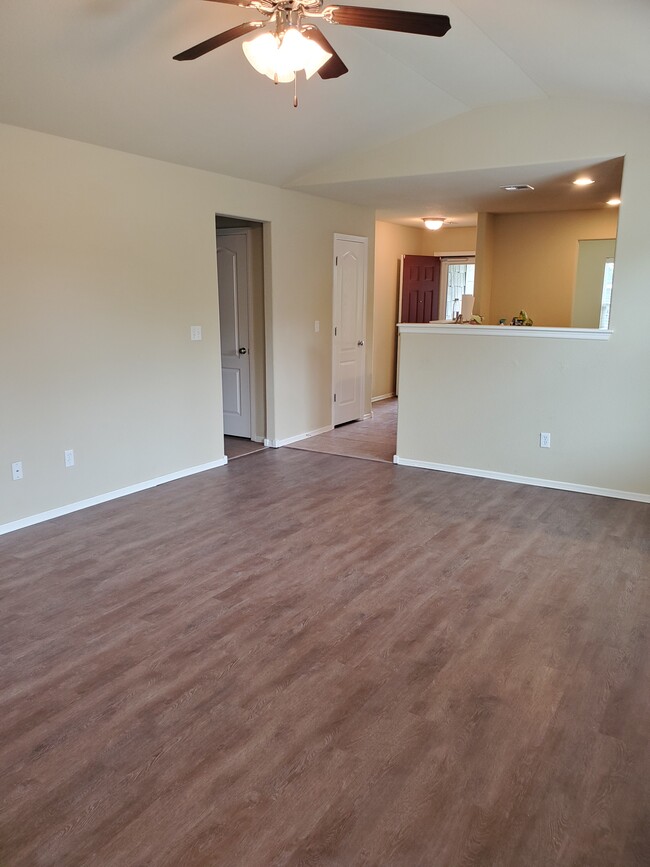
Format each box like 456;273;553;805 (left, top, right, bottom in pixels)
440;257;476;319
599;258;614;329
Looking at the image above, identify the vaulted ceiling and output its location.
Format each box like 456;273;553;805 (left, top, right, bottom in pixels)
1;0;648;224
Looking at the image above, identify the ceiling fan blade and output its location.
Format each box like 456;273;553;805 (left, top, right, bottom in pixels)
323;5;451;38
302;26;349;79
174;20;265;60
201;0;255;5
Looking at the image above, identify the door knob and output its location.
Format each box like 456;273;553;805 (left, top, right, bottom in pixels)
238;347;247;355
357;340;365;346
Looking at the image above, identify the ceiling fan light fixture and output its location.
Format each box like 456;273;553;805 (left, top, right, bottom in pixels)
242;27;332;82
423;217;445;231
243;32;293;81
285;27;332;79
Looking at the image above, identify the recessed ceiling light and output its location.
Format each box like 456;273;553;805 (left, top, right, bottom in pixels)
573;177;594;186
499;184;534;192
607;197;621;206
423;217;445;231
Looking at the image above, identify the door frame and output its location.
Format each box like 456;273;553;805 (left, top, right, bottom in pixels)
398;250;475;322
438;253;476;320
216;227;259;441
331;233;369;428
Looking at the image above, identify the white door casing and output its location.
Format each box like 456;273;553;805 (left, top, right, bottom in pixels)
333;235;368;426
217;230;252;438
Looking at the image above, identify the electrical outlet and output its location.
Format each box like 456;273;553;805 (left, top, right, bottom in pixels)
314;320;320;333
11;461;23;481
64;449;75;468
540;432;551;449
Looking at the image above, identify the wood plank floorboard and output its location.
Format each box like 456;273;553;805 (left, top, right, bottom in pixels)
224;437;266;460
287;398;396;463
0;448;648;866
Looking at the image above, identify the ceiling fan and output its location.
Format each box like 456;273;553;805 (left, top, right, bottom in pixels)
174;1;451;103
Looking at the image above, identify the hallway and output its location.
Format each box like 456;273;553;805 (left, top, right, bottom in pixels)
224;436;266;461
287;398;397;463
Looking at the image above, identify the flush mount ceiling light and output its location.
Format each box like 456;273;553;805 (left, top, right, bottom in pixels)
573;177;595;186
423;218;445;230
499;184;535;192
607;197;622;206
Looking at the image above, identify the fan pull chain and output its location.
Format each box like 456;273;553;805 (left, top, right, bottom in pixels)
293;73;298;108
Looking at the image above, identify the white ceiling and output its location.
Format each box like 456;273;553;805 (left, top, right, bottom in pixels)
299;157;626;227
1;0;647;224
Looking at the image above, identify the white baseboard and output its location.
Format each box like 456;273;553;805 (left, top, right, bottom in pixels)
264;424;333;448
372;393;395;402
392;456;650;503
251;435;265;444
0;458;229;536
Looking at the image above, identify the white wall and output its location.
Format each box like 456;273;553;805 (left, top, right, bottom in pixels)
0;124;374;527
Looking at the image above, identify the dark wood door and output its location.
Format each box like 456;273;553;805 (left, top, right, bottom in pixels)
401;255;441;323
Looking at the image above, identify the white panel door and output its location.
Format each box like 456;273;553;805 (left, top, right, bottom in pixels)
333;236;367;426
217;232;251;438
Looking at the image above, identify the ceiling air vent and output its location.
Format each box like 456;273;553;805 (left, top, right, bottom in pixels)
499;184;535;191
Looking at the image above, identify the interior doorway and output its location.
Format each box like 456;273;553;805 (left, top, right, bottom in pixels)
332;234;368;426
288;397;397;463
439;256;476;320
216;216;267;458
217;229;252;438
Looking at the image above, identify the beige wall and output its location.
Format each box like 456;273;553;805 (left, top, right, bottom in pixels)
474;213;495;320
372;221;425;399
486;209;618;326
372;223;477;399
0;123;375;527
392;99;650;498
397;328;649;496
423;225;477;256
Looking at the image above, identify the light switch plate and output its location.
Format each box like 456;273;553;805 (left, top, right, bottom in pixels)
190;325;202;341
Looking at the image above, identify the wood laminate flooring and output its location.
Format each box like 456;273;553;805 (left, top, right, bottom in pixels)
287;397;397;463
224;436;266;460
0;448;648;866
